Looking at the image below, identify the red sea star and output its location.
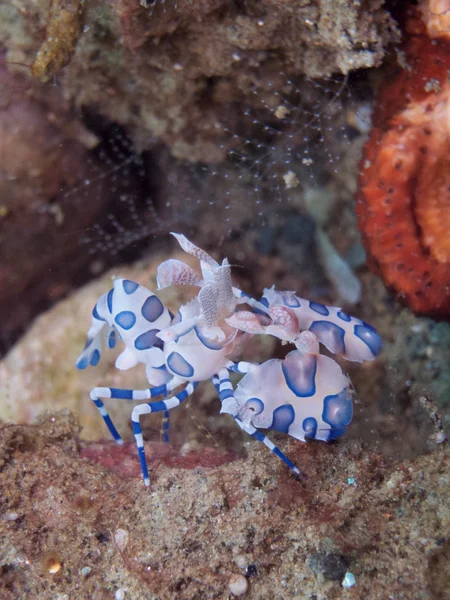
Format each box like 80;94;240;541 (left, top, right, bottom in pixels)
356;2;450;318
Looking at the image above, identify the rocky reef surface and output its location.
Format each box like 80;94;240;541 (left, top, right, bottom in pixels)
0;0;398;352
1;0;397;161
1;240;449;598
2;2;450;598
1;410;449;600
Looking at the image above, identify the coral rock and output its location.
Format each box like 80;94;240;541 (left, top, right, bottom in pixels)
1;411;450;599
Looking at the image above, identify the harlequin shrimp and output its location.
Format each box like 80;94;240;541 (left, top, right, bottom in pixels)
226;287;382;363
226;287;382;443
76;233;382;485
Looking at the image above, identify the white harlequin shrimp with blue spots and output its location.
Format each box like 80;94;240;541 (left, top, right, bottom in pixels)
260;287;382;362
234;350;353;442
76;278;173;386
225;287;382;363
76;233;382;486
162;298;243;382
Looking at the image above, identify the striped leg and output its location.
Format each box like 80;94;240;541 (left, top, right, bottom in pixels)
235;419;302;477
217;368;239;416
211;375;220;395
232;287;270;315
215;372;301;475
228;361;258;375
132;382;199;486
89;381;176;444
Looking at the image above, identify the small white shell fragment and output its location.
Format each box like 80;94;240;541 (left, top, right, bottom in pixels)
229;573;248;596
5;512;20;521
115;589;125;600
114;529;129;552
342;571;356;589
432;431;447;444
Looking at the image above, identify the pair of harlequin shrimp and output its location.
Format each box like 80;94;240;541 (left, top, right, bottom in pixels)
76;233;382;486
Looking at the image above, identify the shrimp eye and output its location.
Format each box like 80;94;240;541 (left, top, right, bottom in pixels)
244;397;264;415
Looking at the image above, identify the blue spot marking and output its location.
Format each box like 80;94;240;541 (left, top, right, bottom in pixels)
141;295;164;323
271;404;295;433
92;304;106;322
309;301;329;316
354;323;383;356
154;337;164;350
167;352;194;377
244;397;264;415
302;417;318;439
83;338;93;350
282;293;301;308
322;389;353;440
194;326;223;350
337;310;351;322
259;297;269;308
123;280;139;294
361;319;377;331
110;388;134;399
115;311;136;330
108;330;116;349
90;349;101;366
134;329;159;350
309;321;346;355
107;289;114;313
354;324;383;356
282;353;317;397
76;356;89;370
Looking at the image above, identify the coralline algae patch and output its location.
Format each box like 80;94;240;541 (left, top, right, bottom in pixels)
357;5;450;318
80;440;238;480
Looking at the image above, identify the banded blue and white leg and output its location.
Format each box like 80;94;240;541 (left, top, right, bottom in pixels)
211;375;220;395
228;361;259;375
234;419;302;476
89;379;183;445
132;382;199;486
216;367;239;415
216;368;301;476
